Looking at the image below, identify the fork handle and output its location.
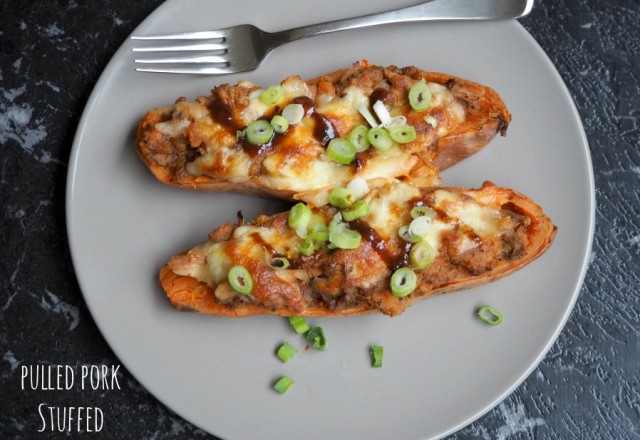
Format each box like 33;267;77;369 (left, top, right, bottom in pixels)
268;0;533;48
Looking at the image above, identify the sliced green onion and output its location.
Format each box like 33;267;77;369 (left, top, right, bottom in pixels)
408;216;432;239
372;100;391;126
276;342;297;363
288;316;310;334
390;267;417;297
327;138;356;164
306;327;327;350
357;101;378;127
476;305;503;325
267;256;290;270
245;120;274;145
367;127;393;151
228;265;253;294
329;214;361;249
346;177;369;200
270;115;289;134
409;79;431;112
411;206;436;219
370;345;383;368
389;124;417;144
310;223;329;243
298;237;316;256
329;187;355;209
410;241;435;270
260;85;283;105
347;125;370;152
385;115;407;128
398;225;422;243
288;203;311;238
342;199;369;221
273;376;294;393
424;115;438;128
282;103;304;125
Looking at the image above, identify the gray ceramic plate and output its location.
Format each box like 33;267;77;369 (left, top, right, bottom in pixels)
66;1;594;439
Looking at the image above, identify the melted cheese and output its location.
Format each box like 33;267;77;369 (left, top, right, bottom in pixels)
434;190;502;238
364;182;420;238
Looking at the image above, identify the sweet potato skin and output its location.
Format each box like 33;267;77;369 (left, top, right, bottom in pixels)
136;62;511;201
159;182;555;318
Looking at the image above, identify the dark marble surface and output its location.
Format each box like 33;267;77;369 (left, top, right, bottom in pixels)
1;0;638;438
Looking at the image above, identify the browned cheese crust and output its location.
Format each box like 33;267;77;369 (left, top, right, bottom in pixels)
159;182;555;318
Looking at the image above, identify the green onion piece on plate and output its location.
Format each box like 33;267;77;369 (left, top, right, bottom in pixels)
245;120;274;145
410;241;435;270
388;124;417;143
367;127;393;151
370;345;383;368
408;79;431;111
347;125;370;152
390;267;417;297
327;138;356;164
476;305;503;325
227;265;253;294
288;316;310;334
306;327;327;350
276;342;298;363
260;85;283;105
270;114;289;134
273;376;294;393
341;199;369;221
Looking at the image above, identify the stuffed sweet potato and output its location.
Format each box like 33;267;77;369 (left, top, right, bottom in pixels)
160;181;555;317
136;61;510;206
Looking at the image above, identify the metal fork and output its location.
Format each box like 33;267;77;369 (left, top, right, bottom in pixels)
132;0;534;75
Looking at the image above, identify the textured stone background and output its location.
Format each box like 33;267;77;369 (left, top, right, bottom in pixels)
1;0;638;438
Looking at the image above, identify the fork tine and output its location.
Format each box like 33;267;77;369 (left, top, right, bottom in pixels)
135;66;232;75
131;30;226;40
135;55;228;64
132;42;227;52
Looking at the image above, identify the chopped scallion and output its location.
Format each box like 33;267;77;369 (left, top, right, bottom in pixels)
370;345;383;368
227;265;253;295
298;237;316;256
390;267;417;298
409;79;431;111
288;203;311;238
388;124;417;144
367;127;393;151
341;199;369;221
276;342;297;363
327;138;356;164
476;305;503;325
310;223;330;243
329;214;361;249
273;376;294;393
267;256;290;270
288;316;310;334
347;125;370;152
260;85;283;105
245;120;274;145
306;327;327;350
270;114;289;134
282;103;304;125
329;187;355;208
411;206;436;219
408;216;432;239
410;241;435;270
